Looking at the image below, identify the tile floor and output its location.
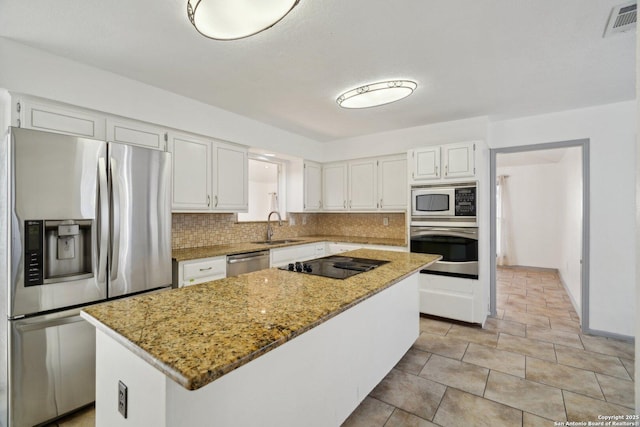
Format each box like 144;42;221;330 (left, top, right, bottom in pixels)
49;267;636;427
343;267;636;427
44;403;95;427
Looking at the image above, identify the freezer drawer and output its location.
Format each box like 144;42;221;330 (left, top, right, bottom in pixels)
9;308;95;427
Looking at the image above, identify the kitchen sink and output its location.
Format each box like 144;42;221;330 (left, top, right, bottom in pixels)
252;239;300;245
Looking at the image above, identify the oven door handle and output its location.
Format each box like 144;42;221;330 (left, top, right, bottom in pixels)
411;229;478;239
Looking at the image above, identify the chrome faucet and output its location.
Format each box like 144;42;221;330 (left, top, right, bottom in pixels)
266;211;283;242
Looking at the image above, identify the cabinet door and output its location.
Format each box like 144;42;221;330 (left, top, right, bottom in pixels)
378;155;407;210
349;159;377;210
443;142;475;179
19;98;106;139
304;162;322;210
322;163;348;210
411;147;441;180
106;117;166;150
169;133;211;211
213;143;248;211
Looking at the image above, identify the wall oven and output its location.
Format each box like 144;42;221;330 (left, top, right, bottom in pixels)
410;181;478;280
410;226;478;279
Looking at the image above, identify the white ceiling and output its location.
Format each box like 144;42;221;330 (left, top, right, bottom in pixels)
0;0;635;142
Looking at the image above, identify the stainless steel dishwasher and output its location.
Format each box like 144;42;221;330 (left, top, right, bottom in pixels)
226;250;270;277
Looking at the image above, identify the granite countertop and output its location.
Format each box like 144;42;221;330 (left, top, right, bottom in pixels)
172;236;407;262
82;249;440;391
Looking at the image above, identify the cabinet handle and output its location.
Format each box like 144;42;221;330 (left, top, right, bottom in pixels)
380;199;383;208
214;195;218;207
207;195;210;207
445;165;448;176
343;200;346;209
199;267;213;271
349;200;352;209
435;166;438;176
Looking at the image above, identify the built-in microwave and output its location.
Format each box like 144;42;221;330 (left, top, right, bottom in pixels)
411;182;477;220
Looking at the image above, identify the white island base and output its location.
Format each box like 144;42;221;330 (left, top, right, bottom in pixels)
94;274;419;427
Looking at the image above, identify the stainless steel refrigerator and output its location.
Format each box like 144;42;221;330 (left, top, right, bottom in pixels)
0;127;172;426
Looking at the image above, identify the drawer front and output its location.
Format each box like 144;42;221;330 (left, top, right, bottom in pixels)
270;244;318;267
182;258;225;285
419;289;474;322
420;274;474;294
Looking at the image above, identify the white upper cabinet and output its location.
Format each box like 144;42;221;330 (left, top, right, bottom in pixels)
322;163;348;210
411;147;441;181
409;141;476;183
304;161;322;210
169;133;248;212
169;132;211;211
286;159;322;212
106;117;167;150
442;142;475;179
349;159;378;210
17;97;106;140
322;155;408;212
213;143;248;211
378;155;407;210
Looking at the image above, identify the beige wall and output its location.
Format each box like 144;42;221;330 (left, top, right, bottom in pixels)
171;212;406;249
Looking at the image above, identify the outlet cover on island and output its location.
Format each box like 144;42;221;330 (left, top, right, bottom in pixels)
383;217;389;226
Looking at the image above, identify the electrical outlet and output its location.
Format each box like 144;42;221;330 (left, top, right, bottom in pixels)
383;217;389;226
302;215;307;225
289;216;296;226
118;381;128;419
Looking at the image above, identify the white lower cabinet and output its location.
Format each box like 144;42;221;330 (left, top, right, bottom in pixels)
325;242;407;255
419;274;484;324
174;256;226;287
270;243;325;268
325;242;362;255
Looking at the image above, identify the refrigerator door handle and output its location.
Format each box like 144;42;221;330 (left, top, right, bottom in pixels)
16;313;85;332
110;157;121;281
97;158;109;283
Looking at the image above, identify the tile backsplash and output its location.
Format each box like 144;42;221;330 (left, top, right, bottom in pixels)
172;212;406;249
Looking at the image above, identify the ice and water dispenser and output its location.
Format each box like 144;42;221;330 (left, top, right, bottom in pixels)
24;219;93;286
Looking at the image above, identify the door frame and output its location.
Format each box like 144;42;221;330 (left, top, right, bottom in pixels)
489;139;590;332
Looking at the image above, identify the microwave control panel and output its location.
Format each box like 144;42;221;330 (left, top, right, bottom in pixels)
454;187;476;216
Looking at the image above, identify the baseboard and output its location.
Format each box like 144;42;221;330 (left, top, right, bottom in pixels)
581;327;635;343
499;265;558;273
557;270;581;323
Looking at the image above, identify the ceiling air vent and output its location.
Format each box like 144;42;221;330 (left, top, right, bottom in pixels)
604;1;637;37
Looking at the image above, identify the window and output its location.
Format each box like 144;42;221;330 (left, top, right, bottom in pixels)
237;158;286;222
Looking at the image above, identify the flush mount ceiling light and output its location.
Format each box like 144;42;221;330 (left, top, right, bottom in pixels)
187;0;300;40
336;80;418;109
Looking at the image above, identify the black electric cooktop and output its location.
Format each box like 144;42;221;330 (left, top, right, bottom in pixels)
278;255;389;279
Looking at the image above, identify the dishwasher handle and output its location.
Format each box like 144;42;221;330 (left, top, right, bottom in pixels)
226;251;270;264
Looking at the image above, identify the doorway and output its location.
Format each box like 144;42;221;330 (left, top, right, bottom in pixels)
489;139;590;332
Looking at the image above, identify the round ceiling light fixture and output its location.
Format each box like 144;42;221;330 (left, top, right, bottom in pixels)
336;80;418;109
187;0;300;41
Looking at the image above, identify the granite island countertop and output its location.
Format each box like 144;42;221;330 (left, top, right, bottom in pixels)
82;249;439;391
172;235;407;261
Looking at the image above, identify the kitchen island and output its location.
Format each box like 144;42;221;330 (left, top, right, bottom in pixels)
82;249;440;427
